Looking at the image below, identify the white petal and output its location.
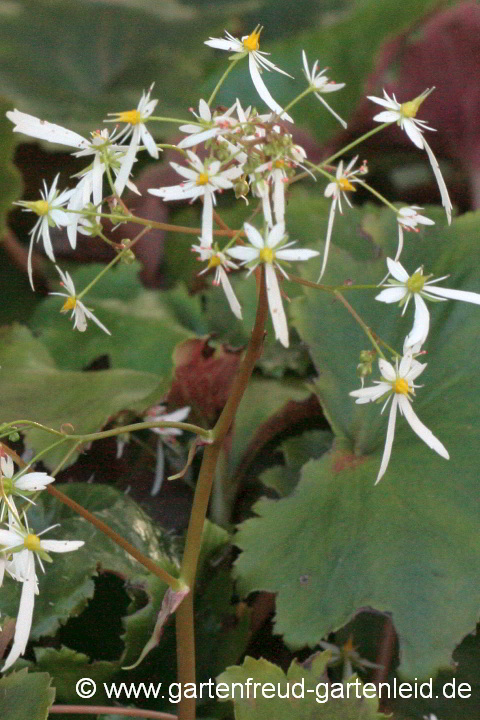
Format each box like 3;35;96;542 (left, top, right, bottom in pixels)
378;359;396;382
398;395;449;459
314;93;347;129
273;173;285;224
7;110;88;149
248;54;293;123
372;110;401;123
14;472;54;491
226;246;259;263
2;555;36;671
219;266;243;319
267;222;285;249
1;455;14;478
424;285;480;304
386;257;409;282
178;128;219;148
421;139;452;224
367;95;397;110
40;540;84;553
405;294;430;348
276;248;319;261
151;439;165;496
243;222;265;249
140;125;159;159
375;286;407;304
114;128;139;196
204;38;242;52
265;263;289;347
350;382;390;403
318;197;337;280
375;396;398;484
81;303;111;336
202;191;213;243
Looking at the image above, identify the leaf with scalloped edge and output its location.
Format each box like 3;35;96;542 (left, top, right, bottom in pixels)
217;653;388;719
234;205;480;678
0;669;55;720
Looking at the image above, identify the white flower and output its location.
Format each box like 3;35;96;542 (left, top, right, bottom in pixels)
395;206;434;261
302;51;346;128
350;352;449;484
320;156;367;279
192;243;242;320
0;519;84;671
15;174;73;290
205;27;293;122
49;265;111;335
107;84;159;196
227;222;319;347
178;99;239;149
376;258;480;348
148;150;243;242
367;88;452;224
145;406;191;496
6;111;138;246
0;455;54;517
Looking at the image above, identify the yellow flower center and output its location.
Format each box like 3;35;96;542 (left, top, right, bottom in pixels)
196;172;209;186
208;255;222;269
61;297;77;313
116;109;142;125
243;28;261;52
24;533;41;551
32;200;50;216
260;247;274;263
338;178;356;192
406;271;425;294
393;378;409;395
400;88;434;119
274;159;285;169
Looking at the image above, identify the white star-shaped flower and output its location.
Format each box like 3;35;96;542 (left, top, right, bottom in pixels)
302;50;346;128
205;26;293;122
107;84;159;196
226;222;319;347
193;243;242;320
178;99;239;149
15;174;73;290
49;265;111;335
376;258;480;348
320;156;367;279
0;518;84;670
350;351;449;484
145;405;191;496
0;455;54;519
394;205;434;261
367;88;452;224
148;150;243;241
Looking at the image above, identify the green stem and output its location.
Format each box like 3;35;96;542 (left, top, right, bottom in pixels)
46;484;182;590
208;58;242;107
175;269;268;720
282;86;314;115
333;290;386;360
320;122;391;168
10;419;212;443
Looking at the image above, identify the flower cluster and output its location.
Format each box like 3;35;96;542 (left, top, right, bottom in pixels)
0;452;83;670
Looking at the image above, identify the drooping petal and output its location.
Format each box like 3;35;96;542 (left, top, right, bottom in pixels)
375;395;398;484
2;553;37;671
398;395;449;459
151;438;165;497
405;294;430;348
265;262;289;347
248;54;293;122
218;266;243;319
318;196;337;280
401;118;425;150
